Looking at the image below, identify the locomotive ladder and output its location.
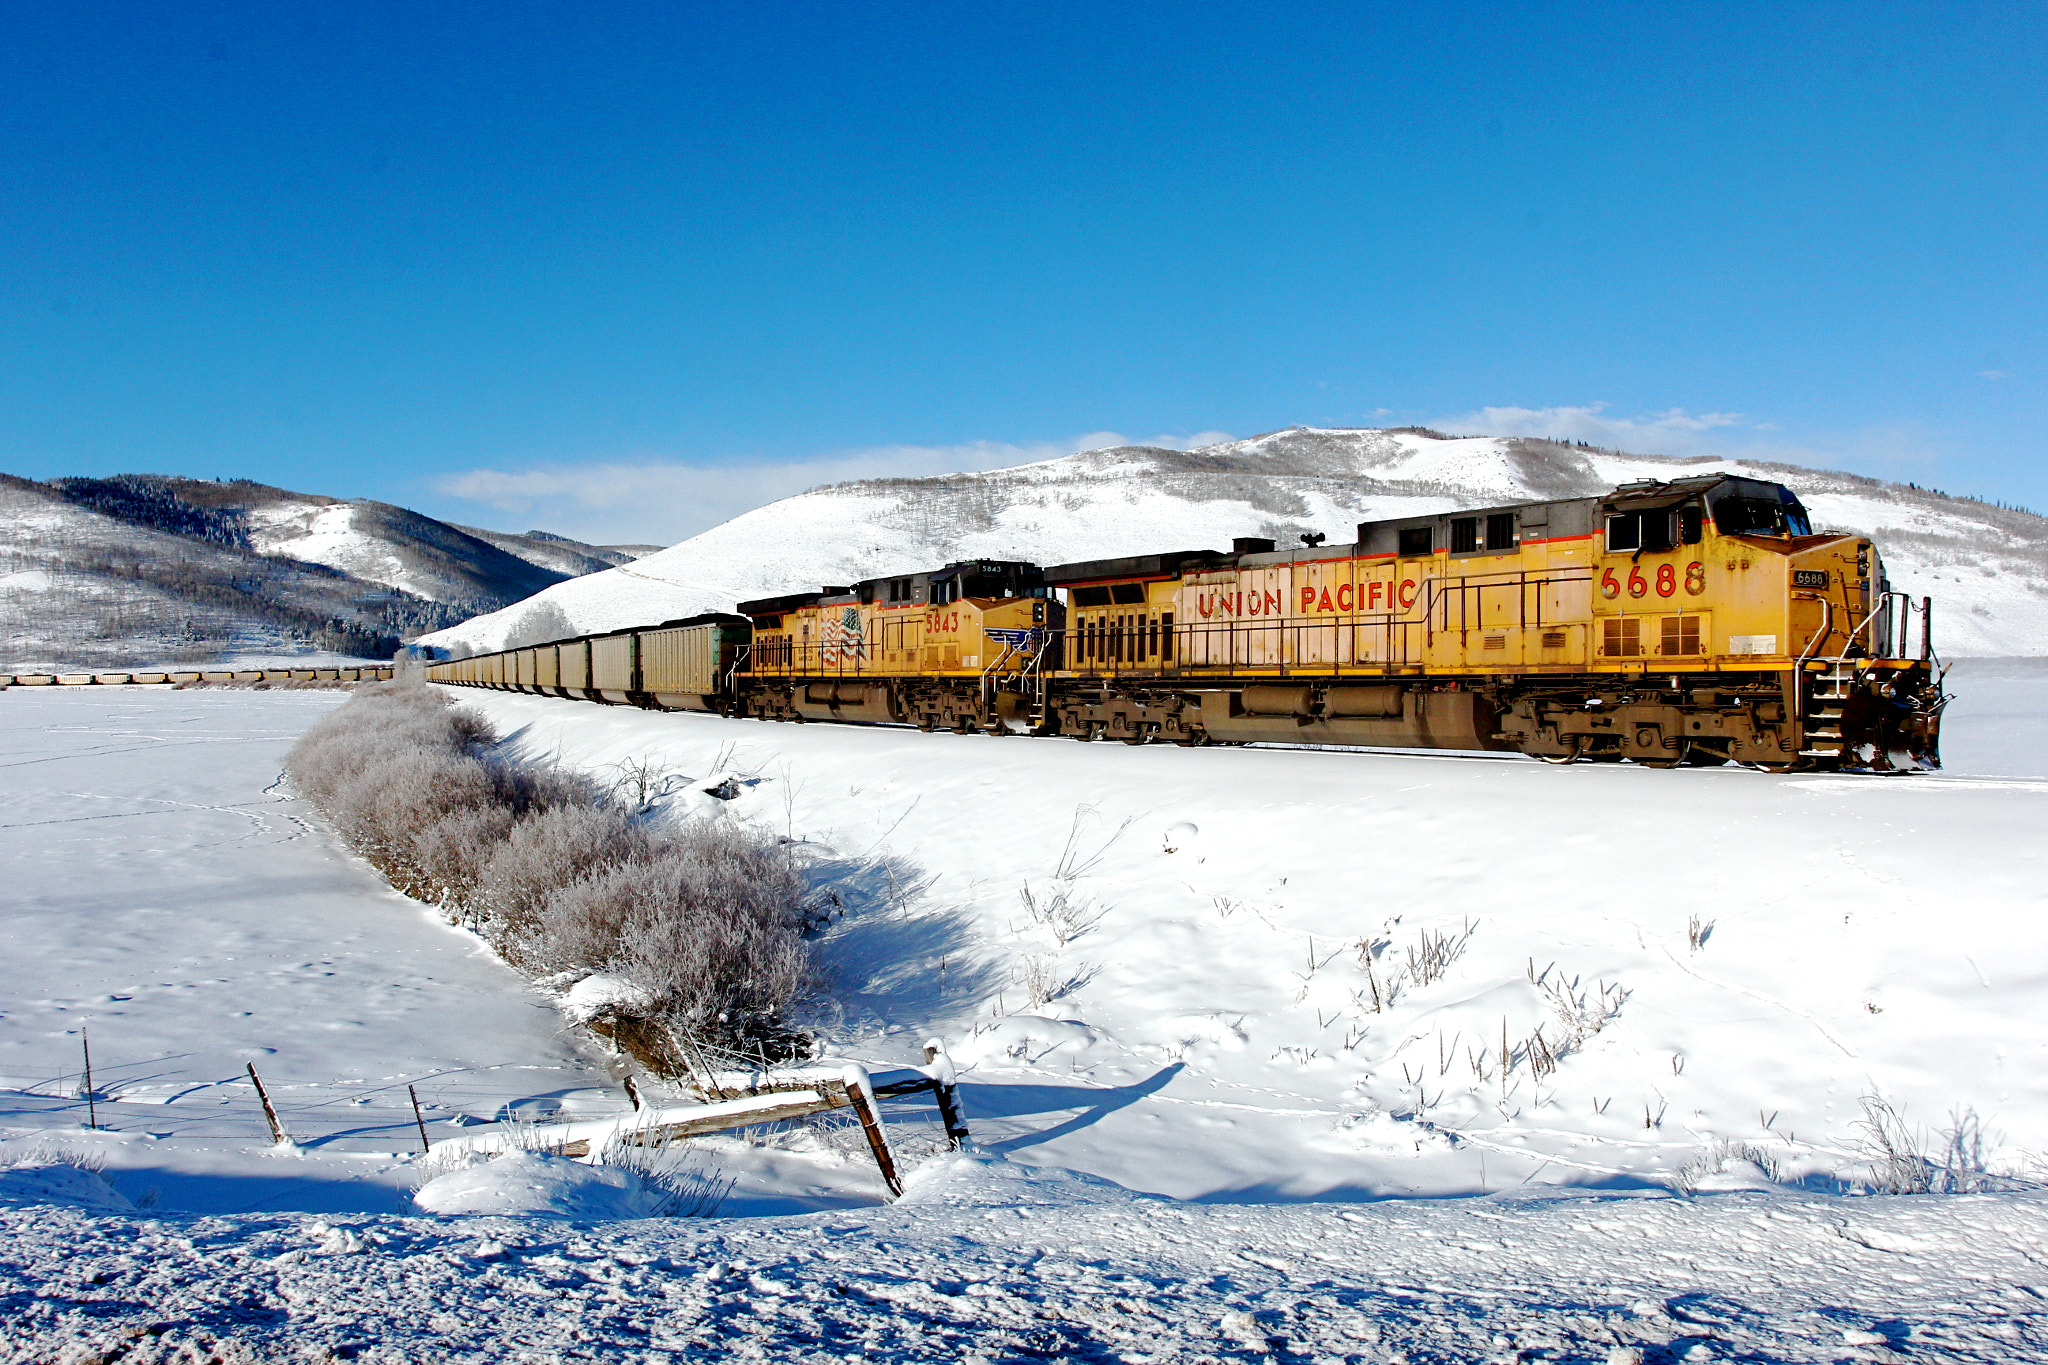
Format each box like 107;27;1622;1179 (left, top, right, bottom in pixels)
1798;661;1855;760
1795;590;1939;762
979;631;1048;732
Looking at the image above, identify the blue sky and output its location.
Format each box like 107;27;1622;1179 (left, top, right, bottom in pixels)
1;1;2041;543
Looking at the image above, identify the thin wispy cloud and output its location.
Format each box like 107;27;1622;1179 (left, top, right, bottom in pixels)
1436;403;1749;454
1438;402;1948;487
431;430;1233;544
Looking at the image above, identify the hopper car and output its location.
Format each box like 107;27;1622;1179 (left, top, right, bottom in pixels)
424;474;1947;772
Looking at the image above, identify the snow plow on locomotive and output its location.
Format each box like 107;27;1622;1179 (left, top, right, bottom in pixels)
424;474;1947;772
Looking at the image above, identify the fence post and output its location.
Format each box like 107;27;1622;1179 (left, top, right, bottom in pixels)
830;1070;902;1198
246;1063;290;1146
408;1084;431;1154
922;1041;971;1150
81;1027;96;1131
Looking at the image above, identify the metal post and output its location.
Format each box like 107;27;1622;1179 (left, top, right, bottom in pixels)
81;1027;96;1131
1920;596;1932;662
409;1084;431;1154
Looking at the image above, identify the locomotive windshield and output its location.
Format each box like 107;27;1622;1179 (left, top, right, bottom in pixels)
1708;480;1813;537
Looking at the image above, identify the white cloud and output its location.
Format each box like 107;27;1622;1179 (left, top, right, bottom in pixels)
1436;402;1749;454
428;430;1234;546
1980;370;2010;381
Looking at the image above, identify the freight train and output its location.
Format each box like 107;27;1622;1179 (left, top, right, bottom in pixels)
424;474;1948;772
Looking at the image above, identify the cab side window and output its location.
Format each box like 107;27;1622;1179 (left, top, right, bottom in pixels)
1608;509;1677;553
1606;513;1641;553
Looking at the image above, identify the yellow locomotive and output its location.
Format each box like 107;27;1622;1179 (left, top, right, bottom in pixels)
425;473;1946;772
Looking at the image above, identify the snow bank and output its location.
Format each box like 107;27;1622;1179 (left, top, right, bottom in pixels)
412;1149;660;1219
558;971;659;1025
0;1162;132;1212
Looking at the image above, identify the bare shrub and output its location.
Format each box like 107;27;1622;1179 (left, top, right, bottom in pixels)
1855;1096;1935;1194
1405;922;1471;987
1019;883;1104;947
1672;1139;1786;1195
1539;973;1629;1045
608;756;687;813
284;676;817;1066
1015;954;1096;1009
1853;1097;2015;1195
329;749;506;897
408;805;517;915
596;1130;735;1218
1017;954;1053;1009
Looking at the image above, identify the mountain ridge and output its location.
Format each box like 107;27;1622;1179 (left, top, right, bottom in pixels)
420;427;2048;658
1;472;628;670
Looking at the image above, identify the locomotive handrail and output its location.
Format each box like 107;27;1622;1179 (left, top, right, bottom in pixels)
1843;590;1914;661
1059;565;1598;678
1794;595;1835;671
724;643;752;700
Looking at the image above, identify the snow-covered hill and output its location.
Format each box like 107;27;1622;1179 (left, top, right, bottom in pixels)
420;427;2048;657
2;473;636;669
450;524;648;577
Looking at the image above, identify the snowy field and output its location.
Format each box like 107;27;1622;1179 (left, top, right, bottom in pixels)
3;665;2047;1361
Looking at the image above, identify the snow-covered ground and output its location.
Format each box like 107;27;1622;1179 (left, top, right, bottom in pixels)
4;673;2048;1360
0;686;617;1215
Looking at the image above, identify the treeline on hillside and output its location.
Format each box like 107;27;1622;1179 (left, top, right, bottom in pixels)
1;471;475;662
68;547;413;658
47;475;264;548
285;678;818;1067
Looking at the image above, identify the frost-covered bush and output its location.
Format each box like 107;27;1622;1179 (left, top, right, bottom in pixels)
483;803;649;952
284;676;815;1061
536;830;812;1045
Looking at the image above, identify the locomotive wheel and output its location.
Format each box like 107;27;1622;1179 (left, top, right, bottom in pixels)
1683;746;1732;767
1635;741;1691;770
1534;737;1583;765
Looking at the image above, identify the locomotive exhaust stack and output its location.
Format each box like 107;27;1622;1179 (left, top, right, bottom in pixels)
426;475;1947;775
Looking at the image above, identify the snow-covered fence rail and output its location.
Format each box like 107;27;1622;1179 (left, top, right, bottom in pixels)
431;1064;909;1197
695;1043;971;1159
